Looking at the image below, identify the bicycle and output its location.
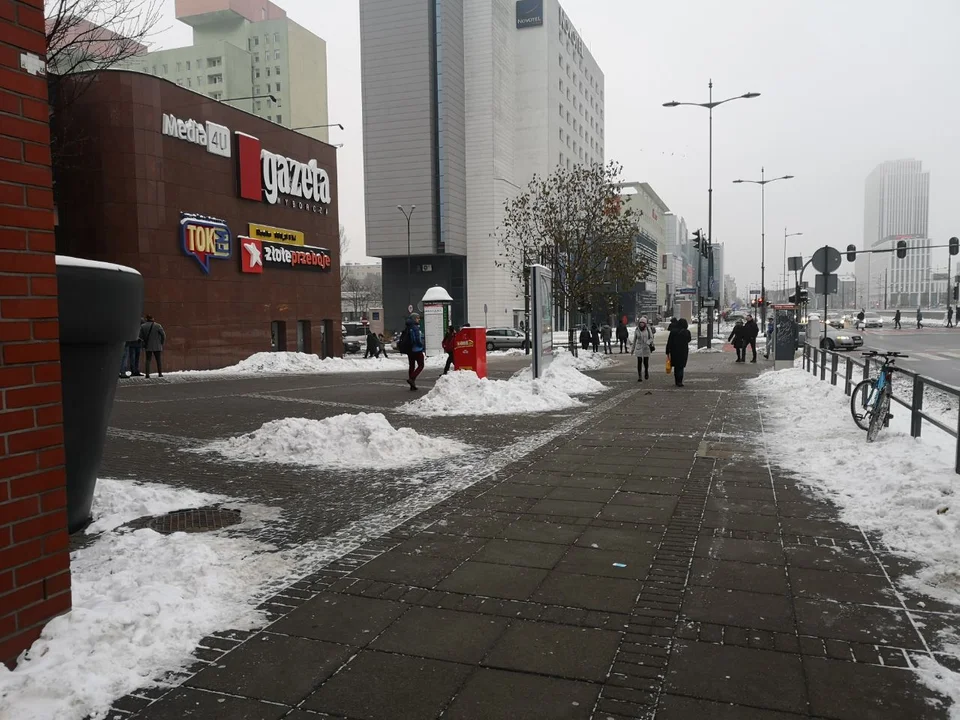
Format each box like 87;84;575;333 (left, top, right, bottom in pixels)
849;351;908;442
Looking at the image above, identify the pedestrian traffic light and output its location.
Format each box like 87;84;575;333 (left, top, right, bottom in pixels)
691;229;702;250
954;286;959;302
950;237;959;256
896;240;907;259
846;244;856;262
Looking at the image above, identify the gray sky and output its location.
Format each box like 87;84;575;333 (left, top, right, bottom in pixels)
152;0;960;297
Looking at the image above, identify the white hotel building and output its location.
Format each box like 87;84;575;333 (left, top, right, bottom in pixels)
360;0;604;331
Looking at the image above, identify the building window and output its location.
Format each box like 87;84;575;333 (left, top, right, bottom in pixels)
559;152;564;166
208;57;221;68
176;62;182;72
197;75;202;85
559;128;564;141
208;74;222;84
559;103;563;117
151;65;156;74
211;91;222;100
559;53;563;67
276;114;282;123
253;53;260;63
254;84;261;94
559;79;563;91
255;100;261;110
254;36;259;46
275;66;280;75
266;115;271;121
275;81;281;91
186;60;191;70
186;77;192;87
274;49;280;60
255;68;260;79
275;32;280;43
266;67;271;77
176;79;183;86
161;64;167;74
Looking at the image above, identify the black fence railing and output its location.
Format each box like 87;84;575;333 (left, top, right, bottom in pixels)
802;344;960;475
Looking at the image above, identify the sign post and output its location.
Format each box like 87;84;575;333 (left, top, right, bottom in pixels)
530;264;553;379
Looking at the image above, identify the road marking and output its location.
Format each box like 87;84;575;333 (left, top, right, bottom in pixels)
245;393;391;413
107;428;201;447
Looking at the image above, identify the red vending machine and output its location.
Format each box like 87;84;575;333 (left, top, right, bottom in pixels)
453;328;487;379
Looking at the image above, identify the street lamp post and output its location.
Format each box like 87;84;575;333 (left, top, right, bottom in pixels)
397;205;416;312
664;81;760;349
783;229;803;299
733;169;795;330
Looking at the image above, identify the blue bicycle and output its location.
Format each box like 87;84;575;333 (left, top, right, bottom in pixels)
850;351;907;442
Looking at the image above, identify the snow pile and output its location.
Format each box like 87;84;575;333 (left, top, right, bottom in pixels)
695;347;723;354
196;413;470;468
0;481;294;720
86;479;226;534
489;348;527;357
172;352;446;377
513;353;607;395
552;345;614;371
401;370;584;416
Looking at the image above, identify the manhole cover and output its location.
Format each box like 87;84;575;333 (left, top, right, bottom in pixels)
126;507;242;534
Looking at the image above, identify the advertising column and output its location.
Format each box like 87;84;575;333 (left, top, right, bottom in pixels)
530;264;553;379
421;286;454;357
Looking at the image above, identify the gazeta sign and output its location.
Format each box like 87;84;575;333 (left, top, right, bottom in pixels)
237;132;332;214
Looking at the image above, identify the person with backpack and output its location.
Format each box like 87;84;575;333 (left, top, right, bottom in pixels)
665;318;692;387
139;314;166;378
616;320;629;353
947;305;954;328
364;330;381;359
398;314;425;391
441;325;457;375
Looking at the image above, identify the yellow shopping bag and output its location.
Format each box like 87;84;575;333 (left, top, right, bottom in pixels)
665;357;672;374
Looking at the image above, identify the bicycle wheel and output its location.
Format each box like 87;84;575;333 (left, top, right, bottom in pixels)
850;379;877;431
866;390;890;443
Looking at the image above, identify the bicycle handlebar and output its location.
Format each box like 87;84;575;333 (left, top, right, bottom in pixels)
861;351;909;359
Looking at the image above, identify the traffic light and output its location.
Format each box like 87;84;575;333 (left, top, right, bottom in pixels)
691;229;702;251
788;289;809;304
896;240;907;259
950;237;959;256
846;244;856;262
954;285;959;302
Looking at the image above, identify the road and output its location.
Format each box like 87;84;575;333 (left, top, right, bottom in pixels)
859;327;960;387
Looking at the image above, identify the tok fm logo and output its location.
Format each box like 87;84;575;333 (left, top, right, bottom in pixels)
241;237;263;274
180;213;232;274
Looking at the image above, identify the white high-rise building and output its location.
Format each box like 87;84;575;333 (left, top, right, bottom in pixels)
360;0;604;331
857;159;931;309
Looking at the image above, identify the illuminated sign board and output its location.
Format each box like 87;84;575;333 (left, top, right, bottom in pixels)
516;0;543;28
240;237;332;274
180;213;232;274
247;222;305;246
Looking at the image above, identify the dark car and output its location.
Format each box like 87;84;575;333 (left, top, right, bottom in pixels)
342;322;363;355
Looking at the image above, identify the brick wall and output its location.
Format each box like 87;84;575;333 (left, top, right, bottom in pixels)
0;0;72;666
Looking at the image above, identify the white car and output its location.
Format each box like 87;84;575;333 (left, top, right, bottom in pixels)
862;312;883;328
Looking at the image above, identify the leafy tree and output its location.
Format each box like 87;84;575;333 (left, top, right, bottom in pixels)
495;161;644;350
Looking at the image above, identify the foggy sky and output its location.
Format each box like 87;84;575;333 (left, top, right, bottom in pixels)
151;0;960;299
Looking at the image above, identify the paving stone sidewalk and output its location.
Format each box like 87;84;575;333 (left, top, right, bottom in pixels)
107;355;954;720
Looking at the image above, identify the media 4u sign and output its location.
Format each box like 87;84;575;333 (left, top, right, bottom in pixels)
516;0;543;28
236;132;333;215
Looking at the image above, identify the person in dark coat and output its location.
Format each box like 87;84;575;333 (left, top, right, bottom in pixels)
616;321;629;353
441;325;457;375
579;325;591;351
590;323;600;353
364;330;381;359
601;324;613;354
743;315;760;362
139;315;165;378
948;306;954;328
666;318;692;387
916;307;923;329
728;320;747;363
894;308;902;330
667;317;678;332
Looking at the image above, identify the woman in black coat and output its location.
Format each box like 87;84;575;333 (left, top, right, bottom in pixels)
579;326;591;351
665;318;692;387
590;324;600;353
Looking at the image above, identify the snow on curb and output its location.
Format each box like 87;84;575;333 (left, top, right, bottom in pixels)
195;413;470;468
695;347;723;354
0;481;294;720
170;351;446;377
552;346;614;371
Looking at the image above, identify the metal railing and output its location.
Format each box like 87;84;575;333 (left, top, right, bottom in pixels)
802;344;960;474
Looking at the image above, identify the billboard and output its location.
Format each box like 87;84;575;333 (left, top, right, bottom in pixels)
530;264;553;378
516;0;544;28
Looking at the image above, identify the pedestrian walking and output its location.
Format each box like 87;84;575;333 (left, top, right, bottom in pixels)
139;315;165;378
630;316;655;382
579;325;590;351
728;320;747;363
948;305;954;328
590;323;600;353
856;308;865;331
764;316;775;359
666;318;692;387
894;309;902;330
364;330;381;359
601;324;613;354
442;325;457;375
916;307;923;329
744;315;760;363
616;321;629;353
377;333;390;358
398;314;426;391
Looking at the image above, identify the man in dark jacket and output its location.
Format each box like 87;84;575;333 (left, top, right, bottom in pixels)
590;324;600;353
139;315;165;378
948;306;954;328
666;318;692;387
894;309;902;330
441;325;457;375
744;316;760;362
728;320;747;362
916;307;923;329
364;331;381;359
579;326;590;351
601;324;613;354
616;321;629;353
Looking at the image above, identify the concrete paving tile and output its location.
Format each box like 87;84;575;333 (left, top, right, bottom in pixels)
546;486;618;503
576;526;662;553
608;492;678;510
682;587;794;633
302;650;471;719
267;592;405;646
528;498;605;518
532;571;641;614
694;537;785;565
619;478;686;495
664;641;806;713
785;545;881;575
555;546;653;580
394;534;486;561
689;559;788;595
134;687;289;720
780;517;865;540
500;519;584;545
371;607;508;663
554;474;625;489
444;668;598;720
436;561;549;600
700;511;781;533
704;498;778;516
431;514;516;538
790;567;899;604
350;551;460;587
599;503;675;524
487;483;553;499
186;633;353;704
804;656;949;719
483;620;621;681
471;538;568;569
795;599;924;648
657;694;806;719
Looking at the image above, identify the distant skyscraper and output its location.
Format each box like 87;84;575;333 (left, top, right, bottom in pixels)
857;159;931;308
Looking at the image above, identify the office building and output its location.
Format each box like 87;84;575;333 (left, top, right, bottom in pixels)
619;182;669;319
664;213;689;314
360;0;604;332
857;159;931;308
723;274;738;307
119;0;330;142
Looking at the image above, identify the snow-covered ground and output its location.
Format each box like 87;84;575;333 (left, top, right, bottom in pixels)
0;480;294;720
195;413;471;469
170;351;447;378
401;352;606;417
750;368;960;712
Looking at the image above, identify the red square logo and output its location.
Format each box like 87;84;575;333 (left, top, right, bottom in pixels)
236;132;263;202
240;237;263;274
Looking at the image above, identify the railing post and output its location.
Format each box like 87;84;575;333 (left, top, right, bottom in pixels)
956;406;960;475
811;346;817;374
863;357;870;381
820;349;826;381
844;358;853;395
830;354;839;386
910;375;923;438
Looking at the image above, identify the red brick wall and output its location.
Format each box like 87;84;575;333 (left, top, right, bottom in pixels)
0;0;72;667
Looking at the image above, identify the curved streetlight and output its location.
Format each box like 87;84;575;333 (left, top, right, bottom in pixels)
397;205;417;311
663;81;760;348
783;230;803;297
732;170;795;329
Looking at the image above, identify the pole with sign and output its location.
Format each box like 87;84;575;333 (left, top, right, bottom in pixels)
530;264;553;379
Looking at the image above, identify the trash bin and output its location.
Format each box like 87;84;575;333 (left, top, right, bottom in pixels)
453;327;487;379
56;256;143;533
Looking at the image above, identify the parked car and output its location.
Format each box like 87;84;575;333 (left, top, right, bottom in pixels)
342;321;367;355
484;327;529;351
818;325;863;351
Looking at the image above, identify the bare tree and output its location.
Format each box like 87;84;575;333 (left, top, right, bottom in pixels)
343;274;371;318
339;225;352;290
494;161;644;350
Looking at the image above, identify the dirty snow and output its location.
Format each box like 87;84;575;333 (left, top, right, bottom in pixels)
171;351;446;377
195;412;470;468
85;479;226;534
401;370;584;416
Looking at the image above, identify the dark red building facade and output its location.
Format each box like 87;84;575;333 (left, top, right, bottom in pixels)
54;70;342;370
